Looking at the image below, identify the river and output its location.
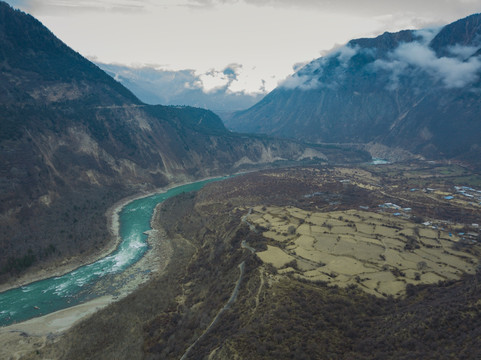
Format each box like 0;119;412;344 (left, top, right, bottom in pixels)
0;177;226;327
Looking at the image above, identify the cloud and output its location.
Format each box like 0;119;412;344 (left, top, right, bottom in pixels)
15;0;480;23
6;0;30;8
184;0;481;18
337;44;359;66
8;0;147;14
415;27;443;44
97;62;265;111
292;61;309;72
279;44;359;90
448;44;481;59
374;30;481;89
280;57;325;90
196;63;245;93
222;63;243;80
281;23;481;92
280;74;321;90
371;59;408;90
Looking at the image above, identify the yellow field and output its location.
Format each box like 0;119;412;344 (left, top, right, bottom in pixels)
249;207;478;298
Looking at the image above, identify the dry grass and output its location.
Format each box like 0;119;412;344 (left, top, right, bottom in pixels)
249;207;478;297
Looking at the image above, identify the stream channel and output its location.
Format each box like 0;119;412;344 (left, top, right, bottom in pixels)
0;177;226;326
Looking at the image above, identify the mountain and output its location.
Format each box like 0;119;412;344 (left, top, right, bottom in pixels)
227;14;481;167
0;2;368;282
96;63;265;112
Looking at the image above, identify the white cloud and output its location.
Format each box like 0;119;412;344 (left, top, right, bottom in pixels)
337;45;359;66
8;0;148;14
280;74;320;90
279;44;359;90
197;69;230;93
415;27;442;44
186;0;481;13
190;64;274;94
282;25;481;92
7;0;481;96
448;44;480;59
98;62;265;110
372;59;408;90
433;56;481;88
375;39;481;89
292;61;310;72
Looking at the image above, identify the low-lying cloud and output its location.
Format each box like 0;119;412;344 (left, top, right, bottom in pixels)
374;31;481;89
281;74;323;90
97;63;265;111
448;44;480;59
281;27;481;91
280;44;358;90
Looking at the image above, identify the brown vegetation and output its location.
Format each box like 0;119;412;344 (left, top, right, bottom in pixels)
21;163;481;359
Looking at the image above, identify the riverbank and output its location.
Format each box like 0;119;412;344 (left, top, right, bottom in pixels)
0;294;114;360
0;175;229;358
0;195;127;294
0;221;175;359
0;175;225;294
7;164;481;360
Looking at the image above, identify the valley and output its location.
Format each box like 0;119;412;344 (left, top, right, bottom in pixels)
228;14;481;170
0;177;229;328
0;1;368;286
1;2;481;358
15;161;480;359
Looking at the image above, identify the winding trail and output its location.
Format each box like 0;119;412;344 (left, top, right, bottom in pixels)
180;261;245;360
241;208;258;234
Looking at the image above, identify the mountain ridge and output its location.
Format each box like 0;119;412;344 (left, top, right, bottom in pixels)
0;1;366;281
0;3;140;106
227;13;481;168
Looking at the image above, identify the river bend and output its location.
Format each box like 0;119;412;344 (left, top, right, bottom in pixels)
0;177;225;326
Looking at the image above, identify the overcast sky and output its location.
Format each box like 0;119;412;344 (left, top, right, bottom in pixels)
6;0;481;94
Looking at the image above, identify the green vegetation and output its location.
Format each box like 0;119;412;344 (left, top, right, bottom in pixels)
0;187;122;281
1;249;36;274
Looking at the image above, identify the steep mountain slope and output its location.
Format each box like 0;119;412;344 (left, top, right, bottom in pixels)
228;14;481;167
0;2;367;282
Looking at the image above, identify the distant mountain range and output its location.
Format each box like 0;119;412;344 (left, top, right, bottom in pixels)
227;14;481;168
96;63;264;112
0;1;366;280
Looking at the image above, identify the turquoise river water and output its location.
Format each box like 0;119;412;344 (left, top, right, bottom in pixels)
0;177;226;327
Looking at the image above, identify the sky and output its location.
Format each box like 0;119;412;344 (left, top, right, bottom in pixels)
6;0;481;95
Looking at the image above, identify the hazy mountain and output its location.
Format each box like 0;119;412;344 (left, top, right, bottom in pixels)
96;63;265;112
228;14;481;167
0;2;366;280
